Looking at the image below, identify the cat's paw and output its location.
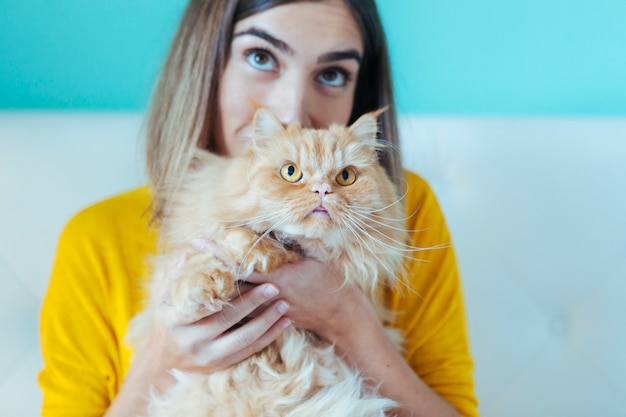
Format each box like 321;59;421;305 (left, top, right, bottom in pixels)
168;254;235;317
241;237;300;273
221;228;299;274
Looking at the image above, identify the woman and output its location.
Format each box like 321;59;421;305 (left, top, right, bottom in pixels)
39;1;478;416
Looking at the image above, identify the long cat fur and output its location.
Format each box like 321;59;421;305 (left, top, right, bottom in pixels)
128;108;410;417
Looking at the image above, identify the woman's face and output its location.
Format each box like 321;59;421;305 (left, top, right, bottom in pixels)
216;0;364;156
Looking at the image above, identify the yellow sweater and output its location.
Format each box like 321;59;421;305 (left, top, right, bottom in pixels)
39;172;478;416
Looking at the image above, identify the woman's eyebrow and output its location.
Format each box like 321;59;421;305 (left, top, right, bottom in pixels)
318;50;362;66
233;27;361;65
233;27;294;55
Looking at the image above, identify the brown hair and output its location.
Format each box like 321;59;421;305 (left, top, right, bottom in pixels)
146;0;402;220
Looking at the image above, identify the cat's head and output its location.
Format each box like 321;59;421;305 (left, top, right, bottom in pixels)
242;108;401;247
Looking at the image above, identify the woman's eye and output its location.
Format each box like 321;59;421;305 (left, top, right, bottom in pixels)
318;68;349;87
246;50;277;72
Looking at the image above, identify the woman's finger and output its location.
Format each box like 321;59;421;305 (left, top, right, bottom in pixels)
207;300;291;368
217;284;281;329
221;317;292;368
229;281;257;298
191;283;281;335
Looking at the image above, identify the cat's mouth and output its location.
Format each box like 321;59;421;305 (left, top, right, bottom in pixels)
306;205;331;219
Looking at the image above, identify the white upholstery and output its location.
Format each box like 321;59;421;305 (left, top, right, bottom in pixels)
1;113;625;416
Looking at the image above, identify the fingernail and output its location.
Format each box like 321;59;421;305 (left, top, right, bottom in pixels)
281;318;292;328
263;285;279;298
276;301;289;314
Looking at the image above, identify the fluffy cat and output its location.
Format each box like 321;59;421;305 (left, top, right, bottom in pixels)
128;108;410;417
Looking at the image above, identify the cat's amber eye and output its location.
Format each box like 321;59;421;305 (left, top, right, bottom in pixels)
336;167;357;186
280;163;303;183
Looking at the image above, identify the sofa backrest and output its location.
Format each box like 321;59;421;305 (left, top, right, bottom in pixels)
1;113;625;416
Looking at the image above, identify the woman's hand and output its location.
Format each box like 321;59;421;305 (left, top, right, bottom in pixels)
147;281;291;374
105;252;291;417
244;257;460;417
141;238;292;375
244;257;373;348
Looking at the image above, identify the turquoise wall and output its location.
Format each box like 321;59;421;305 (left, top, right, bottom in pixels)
1;0;625;115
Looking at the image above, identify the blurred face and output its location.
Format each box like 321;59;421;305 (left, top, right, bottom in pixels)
216;0;364;156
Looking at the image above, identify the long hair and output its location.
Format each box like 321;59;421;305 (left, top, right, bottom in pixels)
145;0;402;221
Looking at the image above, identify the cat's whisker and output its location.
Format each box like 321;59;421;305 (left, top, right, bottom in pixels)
340;216;392;280
337;216;367;267
349;210;427;234
346;213;438;255
338;219;381;289
223;215;276;229
348;193;408;213
343;210;400;240
347;203;398;215
341;216;420;296
212;205;288;229
348;201;422;224
342;216;394;262
347;179;410;215
345;206;396;219
376;137;401;154
343;215;418;263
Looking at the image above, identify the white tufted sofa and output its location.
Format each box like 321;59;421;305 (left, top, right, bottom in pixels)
1;113;625;416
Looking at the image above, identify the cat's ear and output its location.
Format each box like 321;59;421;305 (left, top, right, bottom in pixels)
252;108;285;145
349;106;388;141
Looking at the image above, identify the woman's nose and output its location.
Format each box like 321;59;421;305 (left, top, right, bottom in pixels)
267;78;312;127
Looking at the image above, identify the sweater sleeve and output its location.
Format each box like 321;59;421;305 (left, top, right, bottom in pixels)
38;188;154;417
387;172;479;416
39;210;120;416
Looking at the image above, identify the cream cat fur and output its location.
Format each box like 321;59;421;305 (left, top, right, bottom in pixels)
128;108;409;417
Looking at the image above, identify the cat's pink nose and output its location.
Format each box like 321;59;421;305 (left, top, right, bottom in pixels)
312;184;332;198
